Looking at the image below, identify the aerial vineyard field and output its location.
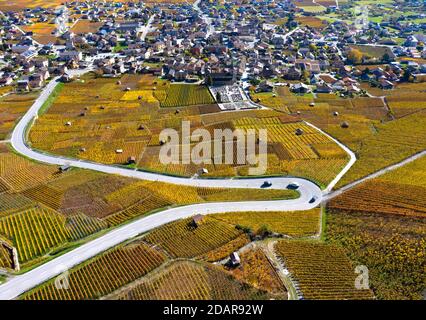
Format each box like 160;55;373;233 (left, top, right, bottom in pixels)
113;260;276;300
202;234;250;262
143;217;244;258
275;240;375;300
21;22;57;44
0;93;36;140
326;154;426;299
0;207;69;263
384;82;426;118
0;152;58;191
28;74;349;182
215;209;320;237
335;110;426;188
326;209;426;300
23;242;166;300
160;84;215;108
226;248;286;296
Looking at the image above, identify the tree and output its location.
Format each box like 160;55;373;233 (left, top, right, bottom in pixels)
216;92;222;103
382;52;391;63
401;69;412;83
205;75;213;86
347;48;363;64
257;225;271;238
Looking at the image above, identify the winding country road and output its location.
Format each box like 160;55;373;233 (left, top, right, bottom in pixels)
0;76;327;300
2;69;423;299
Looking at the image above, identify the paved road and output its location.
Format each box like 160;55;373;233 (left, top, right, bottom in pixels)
140;14;155;42
1;76;323;300
324;149;426;201
193;0;214;39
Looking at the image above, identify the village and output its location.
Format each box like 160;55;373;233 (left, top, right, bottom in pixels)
0;0;425;106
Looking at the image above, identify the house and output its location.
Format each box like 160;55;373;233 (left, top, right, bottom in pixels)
315;83;333;93
283;66;301;80
19;49;38;61
29;73;44;88
256;80;274;92
208;71;236;85
291;83;311;94
59;51;83;62
378;79;394;90
16;79;29;92
0;76;13;87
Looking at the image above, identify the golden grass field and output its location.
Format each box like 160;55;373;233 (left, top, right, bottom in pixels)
21;22;57;45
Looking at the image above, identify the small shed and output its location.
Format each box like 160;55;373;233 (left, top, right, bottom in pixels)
115;149;123;154
230;252;241;266
199;168;209;175
128;156;136;164
295;128;304;136
341;121;349;128
191;214;204;227
59;165;71;172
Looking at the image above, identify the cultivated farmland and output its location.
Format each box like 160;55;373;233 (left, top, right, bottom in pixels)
113;260;277;300
158;84;215;108
143;216;245;258
326;155;426;299
23;241;166;300
28;73;349;185
275;240;375;300
215;209;321;237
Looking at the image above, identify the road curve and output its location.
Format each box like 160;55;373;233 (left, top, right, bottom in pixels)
0;77;323;300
